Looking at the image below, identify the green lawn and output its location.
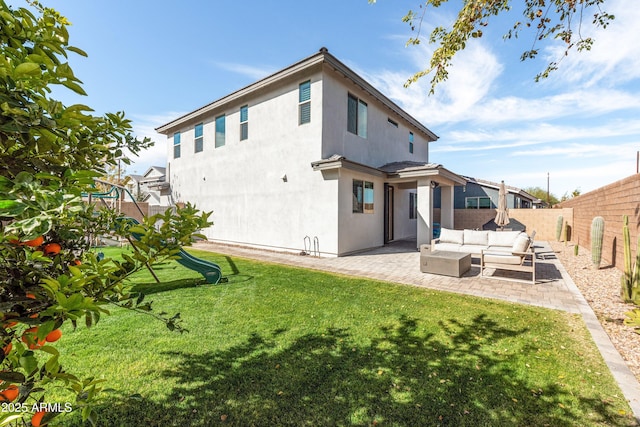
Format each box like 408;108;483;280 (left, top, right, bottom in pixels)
47;247;635;426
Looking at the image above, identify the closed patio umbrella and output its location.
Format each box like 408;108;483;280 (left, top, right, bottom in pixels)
495;180;510;230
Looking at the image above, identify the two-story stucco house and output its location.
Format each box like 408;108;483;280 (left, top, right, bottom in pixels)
156;48;465;256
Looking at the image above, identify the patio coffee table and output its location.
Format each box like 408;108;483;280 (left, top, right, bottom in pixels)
420;250;471;278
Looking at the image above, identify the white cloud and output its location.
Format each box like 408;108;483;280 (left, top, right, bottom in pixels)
543;0;640;87
364;40;504;126
124;112;185;175
212;61;276;80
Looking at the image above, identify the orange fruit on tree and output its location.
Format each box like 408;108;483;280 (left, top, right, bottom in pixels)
23;236;44;247
43;242;61;255
31;410;46;427
45;329;62;343
0;385;19;402
21;327;45;350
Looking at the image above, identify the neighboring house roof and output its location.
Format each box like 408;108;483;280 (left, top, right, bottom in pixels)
463;176;540;202
311;156;466;186
155;47;438;142
144;166;166;177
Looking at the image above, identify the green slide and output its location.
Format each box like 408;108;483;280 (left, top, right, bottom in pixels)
120;217;223;284
175;247;223;284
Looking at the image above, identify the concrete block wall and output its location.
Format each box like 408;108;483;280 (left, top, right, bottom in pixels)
560;174;640;270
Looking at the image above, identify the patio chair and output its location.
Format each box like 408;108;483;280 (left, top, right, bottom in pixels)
480;232;536;284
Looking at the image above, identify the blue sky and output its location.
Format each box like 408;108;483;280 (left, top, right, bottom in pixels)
49;0;639;198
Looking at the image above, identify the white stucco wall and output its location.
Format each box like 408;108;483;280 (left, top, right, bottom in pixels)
320;69;430;168
336;169;385;254
167;71;342;256
163;58;435;256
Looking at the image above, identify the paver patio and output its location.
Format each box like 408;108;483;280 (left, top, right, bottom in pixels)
194;240;579;312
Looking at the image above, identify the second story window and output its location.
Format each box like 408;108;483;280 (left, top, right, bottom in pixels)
194;123;203;153
347;94;367;138
409;132;414;154
299;81;311;125
173;132;181;158
215;115;225;148
240;105;248;141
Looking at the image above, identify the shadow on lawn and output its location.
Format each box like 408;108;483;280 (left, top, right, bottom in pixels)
65;315;633;427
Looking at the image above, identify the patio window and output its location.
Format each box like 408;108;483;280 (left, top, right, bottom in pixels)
353;180;374;213
347;94;367;138
215;115;225;148
194;123;203;153
466;196;492;209
240;105;248;141
173;132;181;159
409;132;414;154
409;192;417;219
299;81;311;125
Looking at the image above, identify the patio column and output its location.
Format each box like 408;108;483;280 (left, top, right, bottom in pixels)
440;185;454;229
416;178;433;248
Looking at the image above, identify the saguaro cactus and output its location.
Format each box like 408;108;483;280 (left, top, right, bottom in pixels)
555;215;563;241
621;215;640;303
590;216;604;269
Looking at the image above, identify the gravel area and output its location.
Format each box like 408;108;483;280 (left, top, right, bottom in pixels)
551;241;640;382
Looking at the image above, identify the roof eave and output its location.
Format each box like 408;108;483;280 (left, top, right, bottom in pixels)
156;48;438;141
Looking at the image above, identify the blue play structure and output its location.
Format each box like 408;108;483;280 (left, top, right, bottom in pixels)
88;180;224;284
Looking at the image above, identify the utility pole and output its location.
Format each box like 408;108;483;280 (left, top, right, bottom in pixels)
547;172;550;207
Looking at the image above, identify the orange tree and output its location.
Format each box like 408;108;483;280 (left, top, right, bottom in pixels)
0;1;211;425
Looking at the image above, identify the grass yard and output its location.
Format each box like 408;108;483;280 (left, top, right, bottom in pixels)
45;247;635;426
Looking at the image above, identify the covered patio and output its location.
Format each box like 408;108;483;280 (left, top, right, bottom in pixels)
378;161;467;248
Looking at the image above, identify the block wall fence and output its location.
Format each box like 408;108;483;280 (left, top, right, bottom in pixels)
560;174;640;270
435;173;640;271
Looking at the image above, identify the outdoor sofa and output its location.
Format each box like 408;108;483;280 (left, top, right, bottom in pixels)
430;228;536;284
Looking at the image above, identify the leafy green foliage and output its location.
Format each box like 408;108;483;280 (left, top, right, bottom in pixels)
370;0;614;93
523;186;560;207
0;1;212;424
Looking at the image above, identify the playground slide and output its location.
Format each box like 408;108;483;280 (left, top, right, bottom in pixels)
120;217;223;284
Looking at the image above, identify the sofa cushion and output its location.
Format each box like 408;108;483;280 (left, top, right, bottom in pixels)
461;244;488;255
463;229;489;246
439;228;464;245
483;253;523;265
434;243;462;252
511;234;531;253
487;230;522;247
